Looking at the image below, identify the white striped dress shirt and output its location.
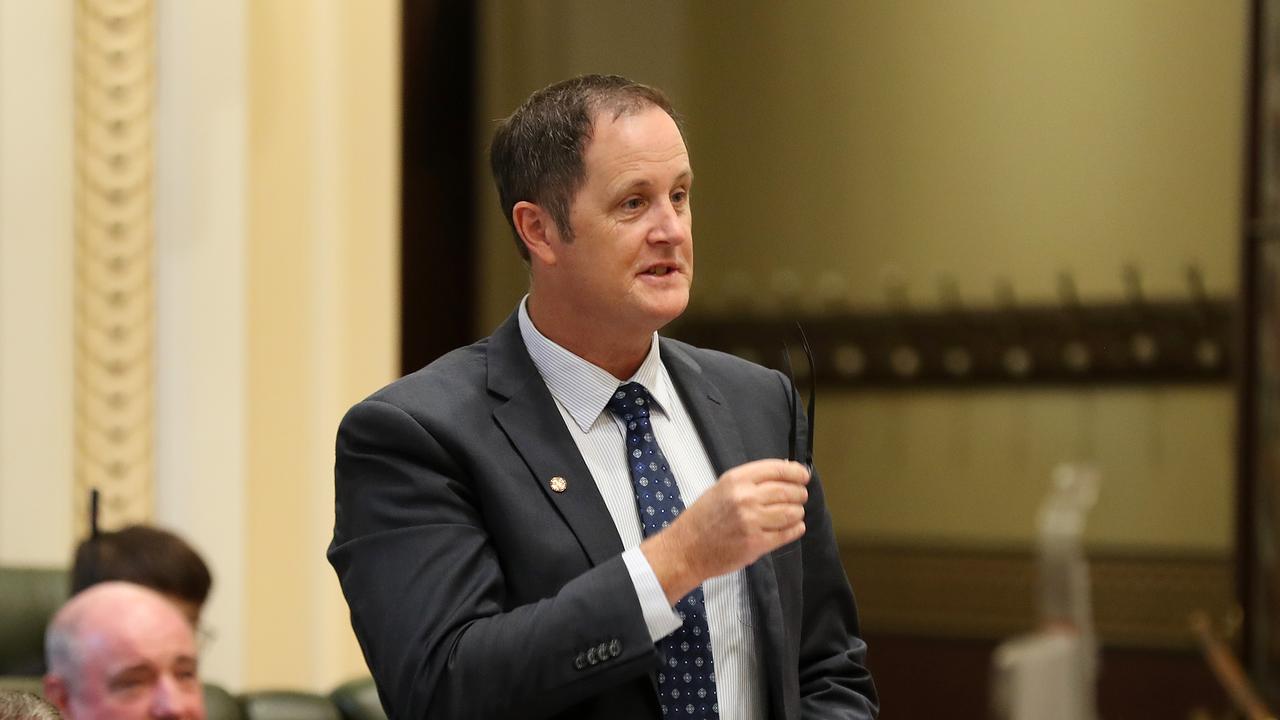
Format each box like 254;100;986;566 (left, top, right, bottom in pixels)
518;298;764;720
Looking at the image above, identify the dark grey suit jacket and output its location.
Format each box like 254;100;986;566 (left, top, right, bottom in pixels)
328;312;877;719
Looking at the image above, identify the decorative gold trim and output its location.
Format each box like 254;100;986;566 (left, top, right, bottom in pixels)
842;542;1234;649
73;0;155;530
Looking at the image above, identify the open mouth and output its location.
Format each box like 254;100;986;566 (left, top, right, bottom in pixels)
642;264;678;277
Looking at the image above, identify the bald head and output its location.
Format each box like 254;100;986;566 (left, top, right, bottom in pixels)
44;582;205;720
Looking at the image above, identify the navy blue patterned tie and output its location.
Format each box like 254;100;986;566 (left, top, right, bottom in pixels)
606;382;719;719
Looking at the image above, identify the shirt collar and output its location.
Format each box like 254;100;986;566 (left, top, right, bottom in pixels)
518;295;673;432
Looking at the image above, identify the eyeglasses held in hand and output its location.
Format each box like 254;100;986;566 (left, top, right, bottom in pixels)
781;323;816;468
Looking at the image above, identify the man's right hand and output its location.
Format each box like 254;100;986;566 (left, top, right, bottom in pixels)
641;459;810;605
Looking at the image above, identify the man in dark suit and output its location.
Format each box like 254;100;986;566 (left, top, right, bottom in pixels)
329;74;877;719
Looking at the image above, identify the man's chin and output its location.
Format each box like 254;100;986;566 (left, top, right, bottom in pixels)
619;282;690;331
643;295;690;331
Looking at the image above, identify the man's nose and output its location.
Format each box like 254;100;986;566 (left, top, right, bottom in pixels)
149;677;195;719
647;198;688;244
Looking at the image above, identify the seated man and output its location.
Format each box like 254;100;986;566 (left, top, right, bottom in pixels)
72;526;212;628
43;582;205;720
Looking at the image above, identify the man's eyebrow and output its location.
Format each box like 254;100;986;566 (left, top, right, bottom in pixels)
106;663;155;685
611;170;694;194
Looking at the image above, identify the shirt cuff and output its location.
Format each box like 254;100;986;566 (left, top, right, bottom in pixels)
622;547;682;642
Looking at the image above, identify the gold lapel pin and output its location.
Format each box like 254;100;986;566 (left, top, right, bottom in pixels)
549;476;568;493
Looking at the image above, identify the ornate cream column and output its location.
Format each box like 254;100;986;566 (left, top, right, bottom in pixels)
73;0;155;530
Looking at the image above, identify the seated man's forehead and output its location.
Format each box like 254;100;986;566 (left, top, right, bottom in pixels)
105;661;158;685
85;618;197;663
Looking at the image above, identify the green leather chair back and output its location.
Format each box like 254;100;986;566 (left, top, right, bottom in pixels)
240;690;343;720
204;683;246;720
0;676;44;697
328;677;386;720
0;567;68;676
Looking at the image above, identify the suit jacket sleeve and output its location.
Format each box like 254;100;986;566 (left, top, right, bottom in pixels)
795;463;879;718
328;398;659;719
775;368;879;719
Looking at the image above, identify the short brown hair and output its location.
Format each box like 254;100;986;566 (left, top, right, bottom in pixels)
70;525;211;610
489;74;683;260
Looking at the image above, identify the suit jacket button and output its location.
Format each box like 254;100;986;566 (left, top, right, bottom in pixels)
574;652;587;670
609;639;622;657
587;647;598;665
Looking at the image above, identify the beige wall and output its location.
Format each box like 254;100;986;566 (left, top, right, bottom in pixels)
681;1;1246;552
477;1;1247;552
682;1;1242;306
0;0;75;565
154;0;249;688
245;0;399;690
0;0;399;692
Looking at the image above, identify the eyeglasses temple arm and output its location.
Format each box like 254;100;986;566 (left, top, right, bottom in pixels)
797;322;816;468
780;342;798;463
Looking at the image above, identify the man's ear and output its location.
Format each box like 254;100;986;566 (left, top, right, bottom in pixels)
512;201;561;266
43;675;70;714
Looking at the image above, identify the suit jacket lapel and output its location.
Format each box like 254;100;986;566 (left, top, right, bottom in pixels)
659;341;746;477
661;340;789;719
488;312;625;567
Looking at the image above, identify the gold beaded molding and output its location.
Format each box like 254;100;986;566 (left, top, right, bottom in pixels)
73;0;155;530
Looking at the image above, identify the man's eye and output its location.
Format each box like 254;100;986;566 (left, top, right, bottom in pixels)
621;197;644;211
173;660;200;684
109;676;149;693
672;190;688;204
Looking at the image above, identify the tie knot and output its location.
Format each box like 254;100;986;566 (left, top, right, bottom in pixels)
605;382;653;420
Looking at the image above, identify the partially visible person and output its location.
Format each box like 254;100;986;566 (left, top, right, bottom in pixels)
43;582;205;720
71;526;211;628
0;689;61;720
